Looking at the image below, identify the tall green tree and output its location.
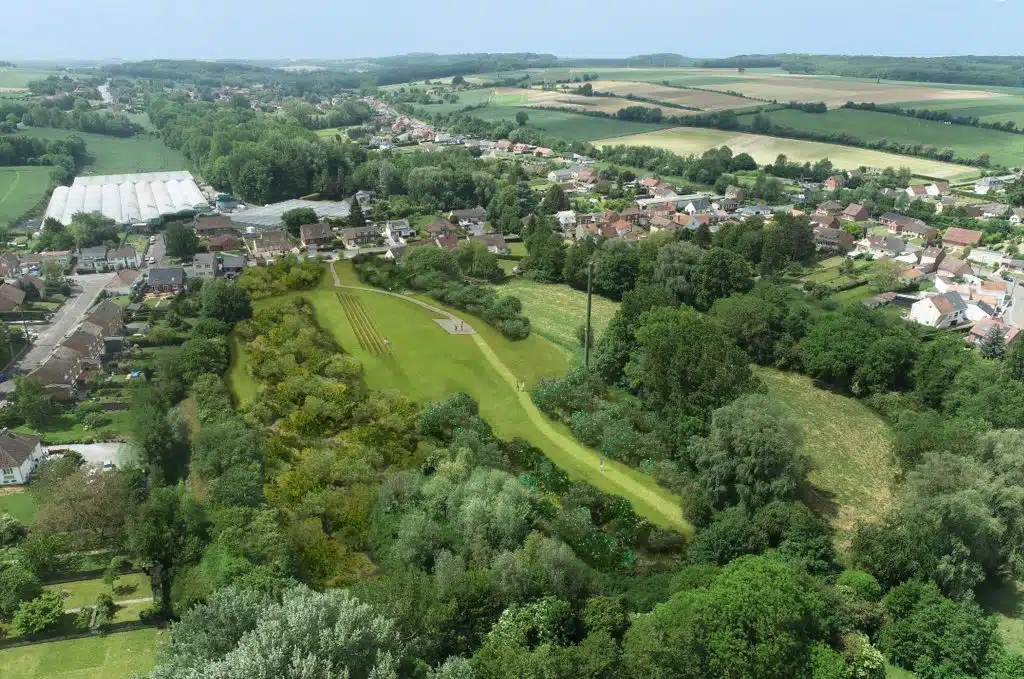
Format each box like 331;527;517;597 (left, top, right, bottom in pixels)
281;207;319;237
199;278;252;325
11;377;57;430
690;247;754;310
164;222;199;260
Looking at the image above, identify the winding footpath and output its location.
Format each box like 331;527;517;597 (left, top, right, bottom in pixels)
330;265;689;533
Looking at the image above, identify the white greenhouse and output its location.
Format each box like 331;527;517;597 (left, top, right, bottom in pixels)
43;171;208;226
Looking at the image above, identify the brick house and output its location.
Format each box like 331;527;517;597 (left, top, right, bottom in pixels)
299;222;334;248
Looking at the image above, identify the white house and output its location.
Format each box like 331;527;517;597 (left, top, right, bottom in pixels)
975;177;1005;195
909;292;969;329
0;429;44;485
555;210;577;230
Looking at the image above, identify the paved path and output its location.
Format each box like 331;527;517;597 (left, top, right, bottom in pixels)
330;267;689;532
44;442;124;465
67;597;152;614
1008;278;1024;330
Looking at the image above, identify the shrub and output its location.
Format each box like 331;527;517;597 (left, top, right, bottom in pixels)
74;607;93;631
0;513;27;547
12;591;65;636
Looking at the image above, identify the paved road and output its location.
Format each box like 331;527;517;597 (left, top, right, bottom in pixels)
330;268;690;533
1008;278;1024;329
15;273;116;372
44;442;123;464
145;233;166;267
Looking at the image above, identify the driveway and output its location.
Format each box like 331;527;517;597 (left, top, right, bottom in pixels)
14;273;116;372
44;442;130;465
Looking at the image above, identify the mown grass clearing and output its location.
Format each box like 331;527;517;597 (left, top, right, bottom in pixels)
1;627;163;679
736;107;1024;167
0;489;38;522
494;279;619;358
16;128;187;175
0;166;53;225
598;127;981;181
0;68;57;90
43;573;151;610
756;367;895;539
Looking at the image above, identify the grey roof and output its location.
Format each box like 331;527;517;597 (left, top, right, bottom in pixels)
0;429;41;468
106;246;137;259
220;254;245;268
79;245;108;260
230;199;351;228
193;253;216;266
148;267;185;286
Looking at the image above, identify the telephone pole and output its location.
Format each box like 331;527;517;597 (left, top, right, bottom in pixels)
584;259;593;368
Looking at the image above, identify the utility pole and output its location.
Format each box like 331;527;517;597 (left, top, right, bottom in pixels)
584;259;593;368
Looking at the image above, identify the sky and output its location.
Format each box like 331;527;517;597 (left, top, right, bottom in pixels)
3;0;1024;61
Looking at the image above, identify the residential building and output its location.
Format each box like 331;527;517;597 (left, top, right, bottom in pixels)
736;204;775;218
471;233;508;255
978;202;1010;219
576;168;598;184
810;213;839;229
76;245;108;273
879;213;936;242
450;206;487;226
106;268;142;295
683;197;710;214
0;283;26;310
547;169;573;182
816;200;844;215
299;222;334;248
648;215;676;234
191;253;219;279
823;175;846;191
841;204;869;222
148;267;187;293
1012;208;1024;225
905;184;929;200
555;210;576;230
27;346;83;400
813;226;855;252
426;218;459;238
967;319;1020;348
220;254;245;278
935;196;956;213
918;247;945;273
20;250;71;272
910;292;969;328
105;247;138;270
434;235;459;250
354;190;376;205
193;214;239;237
937;255;974;278
0;430;44;485
725;186;745;201
856;235;907;258
244;231;292;259
975;176;1005;194
384;219;416;241
942;227;984;249
342;226;380;248
207;235;241;252
619;205;642;225
18;275;43;297
926;181;951;197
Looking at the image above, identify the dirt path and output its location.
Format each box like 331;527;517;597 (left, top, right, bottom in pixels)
332;273;690;533
0;169;21;208
66;597;152;614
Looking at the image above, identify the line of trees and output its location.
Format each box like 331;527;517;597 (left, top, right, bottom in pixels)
844;100;1022;134
0;99;142;137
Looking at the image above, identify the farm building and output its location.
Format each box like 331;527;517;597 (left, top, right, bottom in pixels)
230;199;351;232
43;171;207;226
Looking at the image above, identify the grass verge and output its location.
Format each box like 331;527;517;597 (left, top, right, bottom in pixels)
0;627;163;679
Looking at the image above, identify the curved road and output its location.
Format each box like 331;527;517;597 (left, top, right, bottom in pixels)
330;266;689;533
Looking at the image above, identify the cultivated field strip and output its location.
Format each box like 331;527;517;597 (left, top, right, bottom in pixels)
337;293;391;355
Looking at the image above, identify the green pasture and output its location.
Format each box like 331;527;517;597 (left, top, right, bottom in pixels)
494;278;620;357
16;128;187;175
0;166;53;225
1;627;163;679
896;95;1024;127
469;106;672;141
0;68;57;89
736;107;1024;167
756;367;895;539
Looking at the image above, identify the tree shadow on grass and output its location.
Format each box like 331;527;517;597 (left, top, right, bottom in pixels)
802;483;840;522
977;579;1024;618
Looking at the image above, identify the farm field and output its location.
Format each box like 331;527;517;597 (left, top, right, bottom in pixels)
14;128;187;175
0;489;38;522
896;95;1024;128
586;80;754;111
736;107;1024;167
0;166;52;225
494;279;619;357
470;106;672;141
1;627;163;679
0;67;57;90
757;368;895;539
597;127;982;181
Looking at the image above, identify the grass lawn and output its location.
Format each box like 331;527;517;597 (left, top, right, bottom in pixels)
756;367;895;540
0;166;53;225
230;262;689;532
469;106;673;142
0;490;38;522
493;279;619;357
897;95;1024;128
43;573;151;610
886;662;917;679
1;627;164;679
736;108;1024;168
15;410;133;445
16;128;187;175
598;127;981;181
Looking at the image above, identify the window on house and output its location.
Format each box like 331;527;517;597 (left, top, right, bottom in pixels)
2;468;13;475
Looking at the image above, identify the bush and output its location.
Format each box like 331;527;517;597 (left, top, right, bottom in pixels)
0;513;27;547
74;607;93;631
12;591;65;636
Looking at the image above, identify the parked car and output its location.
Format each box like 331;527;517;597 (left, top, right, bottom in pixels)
147;256;156;264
